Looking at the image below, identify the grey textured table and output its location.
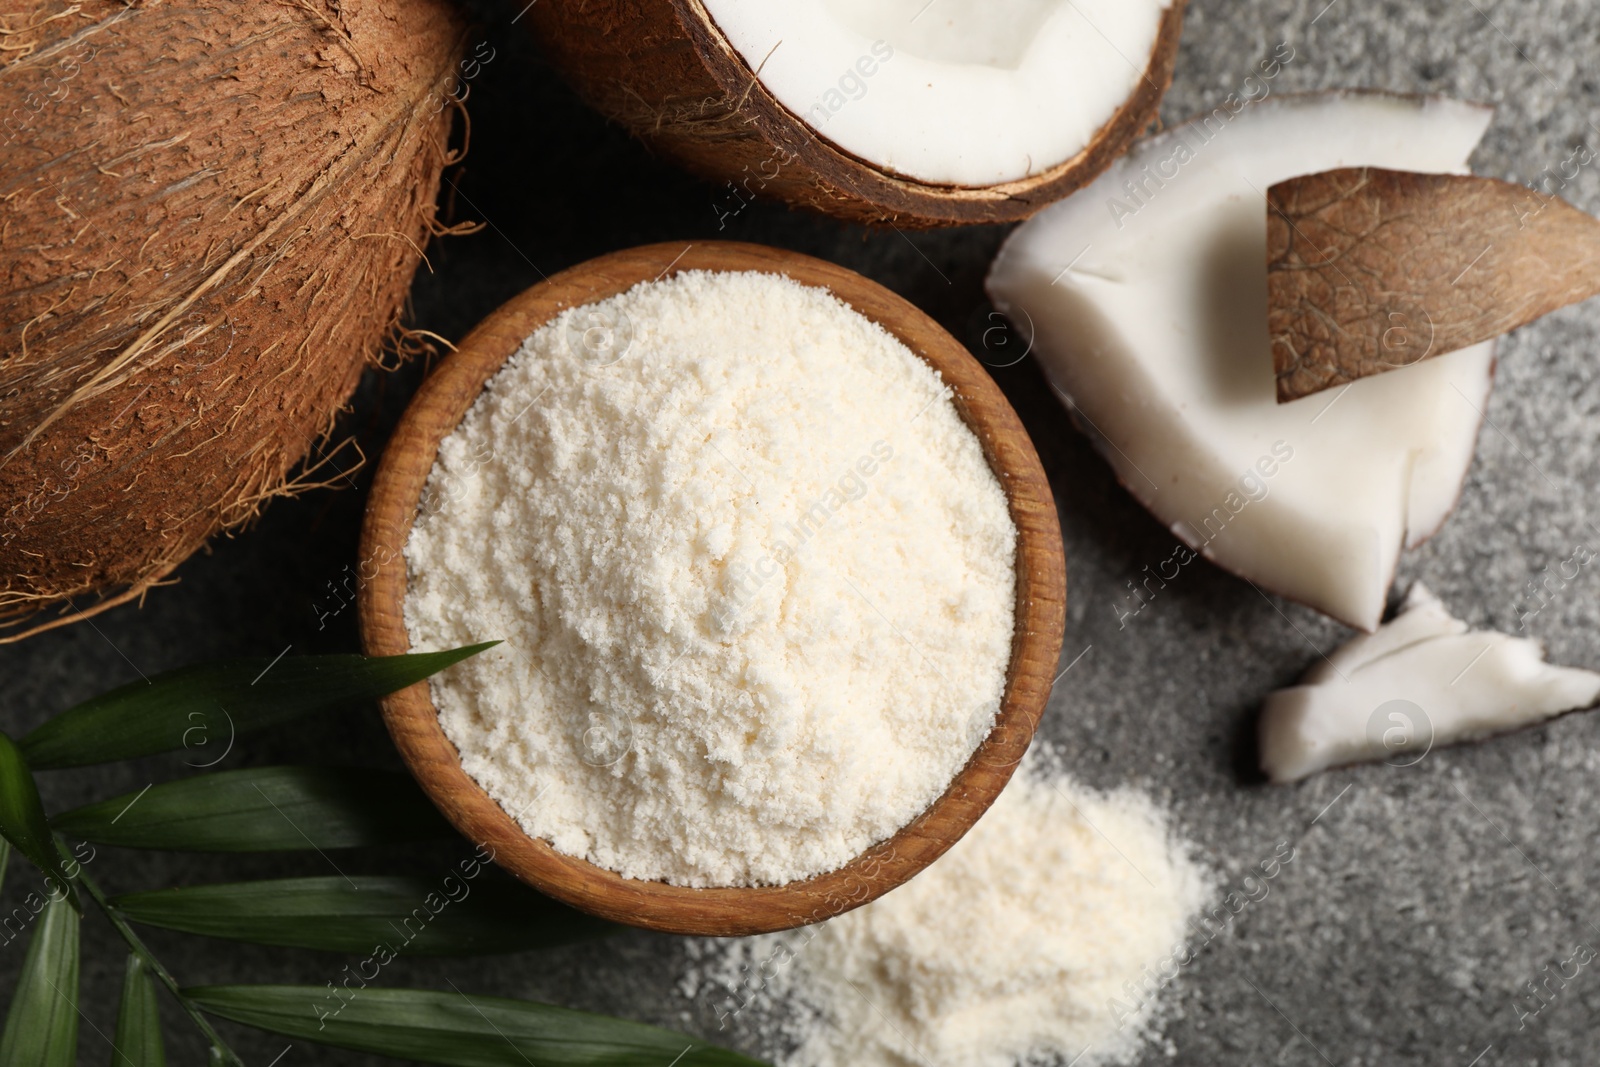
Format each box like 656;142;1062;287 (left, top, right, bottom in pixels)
4;0;1599;1063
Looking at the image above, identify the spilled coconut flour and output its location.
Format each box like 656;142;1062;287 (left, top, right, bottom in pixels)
682;748;1212;1067
404;270;1017;887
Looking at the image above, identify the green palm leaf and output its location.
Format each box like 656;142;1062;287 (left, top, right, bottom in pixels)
0;892;80;1065
53;767;450;851
187;985;767;1067
111;954;166;1067
112;875;613;955
0;731;77;905
21;643;497;769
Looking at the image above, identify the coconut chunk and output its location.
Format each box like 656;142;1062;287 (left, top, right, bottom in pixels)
986;92;1499;630
1259;585;1600;783
1302;582;1464;684
700;0;1170;186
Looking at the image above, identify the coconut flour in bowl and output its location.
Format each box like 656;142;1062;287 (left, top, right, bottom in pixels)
403;270;1017;887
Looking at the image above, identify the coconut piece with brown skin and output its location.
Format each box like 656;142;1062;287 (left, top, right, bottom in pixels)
523;0;1187;227
1268;166;1600;402
0;0;467;640
985;92;1500;632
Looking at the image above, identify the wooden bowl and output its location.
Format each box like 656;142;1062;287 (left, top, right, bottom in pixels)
359;241;1065;936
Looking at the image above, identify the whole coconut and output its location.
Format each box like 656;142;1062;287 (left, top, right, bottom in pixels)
0;0;466;639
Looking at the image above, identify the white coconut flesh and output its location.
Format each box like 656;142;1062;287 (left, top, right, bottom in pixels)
986;93;1500;631
699;0;1170;186
1259;585;1600;783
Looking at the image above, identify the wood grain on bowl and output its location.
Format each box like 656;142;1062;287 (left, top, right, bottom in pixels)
358;241;1065;936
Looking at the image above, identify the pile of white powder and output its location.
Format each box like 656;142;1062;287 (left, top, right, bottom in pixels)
404;270;1018;887
681;749;1212;1067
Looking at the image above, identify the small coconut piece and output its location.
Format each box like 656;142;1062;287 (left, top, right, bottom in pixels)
524;0;1186;226
0;0;465;639
1270;167;1600;402
986;93;1499;631
1259;585;1600;783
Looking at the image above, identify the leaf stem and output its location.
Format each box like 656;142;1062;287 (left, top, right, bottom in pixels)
74;864;245;1067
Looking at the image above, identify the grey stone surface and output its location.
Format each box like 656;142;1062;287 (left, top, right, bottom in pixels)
4;0;1599;1063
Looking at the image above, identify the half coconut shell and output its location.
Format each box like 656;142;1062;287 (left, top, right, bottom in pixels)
523;0;1187;227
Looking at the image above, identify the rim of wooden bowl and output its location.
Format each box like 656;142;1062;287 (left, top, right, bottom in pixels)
358;240;1066;937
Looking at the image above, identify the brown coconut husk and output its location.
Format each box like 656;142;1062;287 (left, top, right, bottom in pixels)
0;0;468;641
523;0;1186;228
1267;165;1600;402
